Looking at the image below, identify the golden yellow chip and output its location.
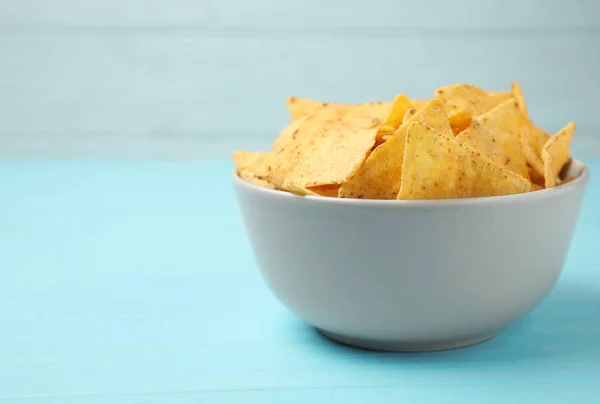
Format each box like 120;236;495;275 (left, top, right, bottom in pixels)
456;98;529;179
384;94;413;129
272;117;307;152
269;105;378;191
286;97;327;120
542;122;576;188
232;150;276;189
448;109;472;135
282;183;342;197
403;108;417;123
521;128;545;176
533;125;551;154
398;122;531;200
511;82;551;176
339;99;452;199
531;183;544;191
528;165;545;189
435;84;513;137
435;84;512;117
374;125;397;145
235;83;575;200
307;184;340;197
411;99;430;110
285;97;393;124
348;102;393;127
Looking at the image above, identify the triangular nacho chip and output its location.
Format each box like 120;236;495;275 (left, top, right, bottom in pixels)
435;84;513;135
232;150;276;189
339;99;452;199
411;99;430;110
307;184;341;197
528;165;545;189
448;108;472;135
542;122;576;188
286;97;326;120
456;98;529;179
520;127;545;177
511;82;550;176
403;108;417;123
373;97;412;144
285;97;393;124
398;122;531;200
273;117;307;151
383;94;413;128
435;84;512;116
269;105;378;191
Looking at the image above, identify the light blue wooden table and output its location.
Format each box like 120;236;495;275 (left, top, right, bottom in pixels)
1;159;599;403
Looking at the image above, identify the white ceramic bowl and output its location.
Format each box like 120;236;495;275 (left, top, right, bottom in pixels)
233;160;589;352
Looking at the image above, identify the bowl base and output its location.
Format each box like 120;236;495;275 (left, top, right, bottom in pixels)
317;329;501;352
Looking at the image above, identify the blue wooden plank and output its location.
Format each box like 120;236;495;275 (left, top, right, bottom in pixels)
0;159;599;402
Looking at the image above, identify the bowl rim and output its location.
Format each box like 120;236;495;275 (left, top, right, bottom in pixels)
232;159;590;208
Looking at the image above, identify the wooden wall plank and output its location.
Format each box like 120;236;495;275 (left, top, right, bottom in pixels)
0;0;597;29
0;0;598;157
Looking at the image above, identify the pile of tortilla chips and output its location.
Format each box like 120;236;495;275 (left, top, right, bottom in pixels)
233;83;577;200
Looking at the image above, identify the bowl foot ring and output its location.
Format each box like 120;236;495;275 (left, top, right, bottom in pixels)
317;329;501;352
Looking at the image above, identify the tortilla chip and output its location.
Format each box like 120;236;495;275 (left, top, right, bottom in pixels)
528;165;545;188
561;176;578;185
373;108;418;145
232;150;276;189
398;122;531;200
456;98;529;179
403;108;417;123
435;84;513;117
521;127;545;176
384;94;413;129
411;99;430;110
339;99;452;199
531;183;544;191
542;122;576;188
448;109;472;135
285;97;393;125
269;105;378;191
511;82;551;176
286;97;327;120
374;125;397;144
307;184;340;197
273;117;307;151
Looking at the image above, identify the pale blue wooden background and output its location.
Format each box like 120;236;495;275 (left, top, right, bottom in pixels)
0;0;599;158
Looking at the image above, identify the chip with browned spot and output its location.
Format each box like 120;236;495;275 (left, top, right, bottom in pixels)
273;117;307;151
398;122;531;200
435;84;512;116
234;84;576;199
268;105;378;192
232;150;276;189
456;98;529;179
403;108;417;123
